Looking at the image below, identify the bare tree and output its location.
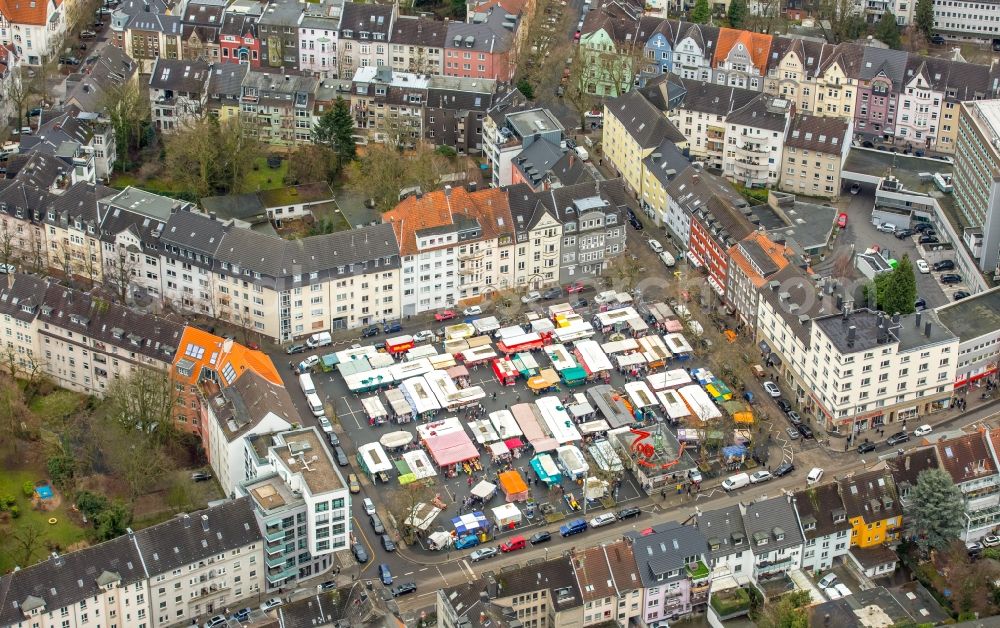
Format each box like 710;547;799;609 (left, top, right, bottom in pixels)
605;254;643;293
101;413;175;500
388;481;436;543
9;521;45;567
103;365;180;446
102;80;149;171
564;47;597;133
104;246;139;304
4;67;37;130
0;220;20;270
0;371;31;453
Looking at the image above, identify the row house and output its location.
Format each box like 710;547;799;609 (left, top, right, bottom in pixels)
181;0;226;64
672;22;716;81
763;38;862;117
725;230;793;330
0;498;263;628
934;429;1000;541
390;15;446;75
779;114;853;199
0;0;65;65
43;181;114;284
579;10;644;98
258;0;305;71
298;0;340;78
638;137;692;224
571;541;644;627
336;1;394;79
602;89;687;197
661;166;744;249
745;496;805;583
108;0;171;50
712;28;771;90
220;13;262;67
793;483;852;573
663;78;757;171
837;469;903;576
722;95;791;188
631;522;711;625
483;93;565;186
695;504;754;581
148;58;211;131
63;45;140;119
22;111;116;182
687;191;755;300
503;182;563;289
445;8;516;81
121;11;183;73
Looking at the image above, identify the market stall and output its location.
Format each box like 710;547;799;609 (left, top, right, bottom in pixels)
497;332;549;355
446;364;470;387
406;502;442;534
401;449;436;480
345;366;395;393
400;375;442;419
473;316;501;335
530;453;562;486
320;353;338;372
488;441;511;464
496;326;526;341
638;334;671;368
380;430;414;451
554;319;595;343
492;503;522;530
335;344;379;364
469;418;500;445
461;345;497;366
594;306;642;333
491;357;518;386
357;442;393;483
578;419;611;437
405;344;438;362
512;352;539;378
663;319;684;333
691;368;715;385
417;417;481;475
656;389;692;421
445;339;469;356
646;368;693;391
548;302;575;320
424;369;486;410
624;381;658;418
511;403;559;452
588;439;624;473
488;409;522;440
706;378;733;402
498;469;529;502
664;332;693;359
385;334;415;355
678;384;722;421
615;352;648;370
560;365;588;387
428;530;453;550
536;395;582;444
530;317;556;334
444;323;476;341
428;353;457;370
527;368;560;394
545;344;576;371
452;512;489;536
556;445;589;480
384;388;413;423
601;338;640;355
470;480;497;503
389;357;434;382
362;396;389;426
567;393;597;423
573;339;613;382
587;384;637;428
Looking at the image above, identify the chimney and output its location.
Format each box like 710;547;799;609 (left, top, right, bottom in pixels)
52;552;64;567
915;311;922;328
924;321;932;337
127;527;134;537
183;513;191;528
201;514;209;532
209;211;216;221
569;152;575;168
847;325;856;345
444;184;452;197
6;271;13;290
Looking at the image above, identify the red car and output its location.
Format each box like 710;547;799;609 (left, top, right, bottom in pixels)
837;213;848;228
566;282;584;294
434;310;457;322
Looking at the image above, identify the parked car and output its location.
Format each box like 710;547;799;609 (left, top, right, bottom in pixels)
916;259;930;274
463;305;483;316
894;228;914;239
352;543;368;563
455;534;480;549
762;381;781;397
521;291;542;304
983;535;1000;547
954;291;971;300
205;615;227;627
571;297;589;308
361;325;379;338
797;424;814;439
333;446;349;467
967;541;983;556
378;563;393;585
749;470;772;484
722;473;751;491
381;534;396;552
559;518;588;537
806;467;824;484
470;547;499;562
876;222;897;234
260;598;283;612
818;573;838;589
786;410;801;425
363;497;376;516
566;282;585;293
837;212;848;228
285;343;306;354
499;535;527;552
628;211;643;230
529;531;552;544
849;183;860;195
543;287;563;300
298;355;320;372
857;441;877;454
391;582;417;597
435;310;457;322
80;30;97;38
648;239;664;253
931;34;945;44
370;514;385;535
776;398;792;412
231;608;251;622
913;424;932;437
326;431;340;447
940;274;963;284
317;416;333;432
915;297;927;310
348;473;360;493
773;461;795;477
617;506;642;520
887;431;910;446
413;330;435;342
589;512;617;528
383;321;402;334
785;427;799;440
919;234;940;244
933;259;955;271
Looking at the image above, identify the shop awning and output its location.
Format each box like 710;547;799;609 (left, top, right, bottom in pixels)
504;437;524;449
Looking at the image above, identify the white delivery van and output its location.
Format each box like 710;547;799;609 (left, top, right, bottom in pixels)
659;251;675;267
306;331;332;348
306;392;325;417
575;146;589;161
298;373;316;396
721;472;750;492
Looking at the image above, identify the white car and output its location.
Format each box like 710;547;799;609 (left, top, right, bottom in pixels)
260;598;283;612
749;470;772;484
521;291;542;304
818;573;838;589
824;586;843;600
876;222;897;234
983;535;1000;547
317;416;333;432
762;381;781;397
363;498;376;516
833;583;852;598
647;239;663;253
413;330;435;343
913;424;932;437
916;259;930;274
298;355;320;371
589;512;617;528
806;467;824;485
463;306;483;316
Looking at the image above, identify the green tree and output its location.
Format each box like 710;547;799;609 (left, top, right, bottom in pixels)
914;0;934;37
313;97;356;169
346;144;409;213
691;0;711;23
907;468;964;553
756;590;810;628
875;10;903;49
516;78;535;99
93;501;133;541
865;254;917;315
727;0;748;28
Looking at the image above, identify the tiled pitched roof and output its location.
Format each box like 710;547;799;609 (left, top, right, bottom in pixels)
173;326;281;390
695;504;749;559
572;544;618;602
743;495;804;555
149;57;211;93
630;521;708;586
935;430;997;484
606;90;685;148
727;231;791;288
0;0;60;26
714;27;771;71
837;469;902;522
785;114;849;154
390;15;448;47
793;484;849;541
383;186;512;256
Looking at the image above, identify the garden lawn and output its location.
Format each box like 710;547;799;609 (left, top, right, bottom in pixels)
0;469;87;572
244;156;288;191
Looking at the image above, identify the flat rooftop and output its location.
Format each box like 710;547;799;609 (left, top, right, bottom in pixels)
843;148;953;193
271;428;344;494
767;199;836;254
245;474;301;513
935;286;1000;342
507;108;563;138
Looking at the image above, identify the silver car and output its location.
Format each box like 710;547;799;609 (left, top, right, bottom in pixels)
785;427;799;440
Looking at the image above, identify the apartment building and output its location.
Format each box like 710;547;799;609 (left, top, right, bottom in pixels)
122;11;184;73
337;2;395;79
257;0;304;71
722;95;789;188
695;504;754;581
763;39;862;117
483;102;565;187
299;0;341;78
219;13;262;67
148;58;212;131
389;15;446;75
779;114;852;199
853;47;908;142
663;78;756;171
744;496;804;583
712;28;771;90
571;540;644;627
935;430;1000;541
578;11;644;98
638;139;692;224
672;22;717;81
936;286;1000;387
631;522;711;624
44;181;113;284
792;484;851;573
0;0;65;65
838;469;903;552
445;8;517;81
63;45;140;118
180;0;225;64
506;185;564;289
661;166;745;253
603;90;686;197
953;99;1000;272
240;427;350;591
687;191;756;299
240;70;319;147
725;231;792;330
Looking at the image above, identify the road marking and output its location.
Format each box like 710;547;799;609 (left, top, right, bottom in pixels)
435;564;450;586
404;571;413;576
418;567;428;572
339;395;364;430
351;516;376;566
460;560;476;580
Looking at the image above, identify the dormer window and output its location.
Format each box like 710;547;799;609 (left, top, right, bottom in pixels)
803;521;816;531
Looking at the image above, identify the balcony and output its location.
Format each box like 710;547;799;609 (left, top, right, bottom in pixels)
686;560;710;582
265;554;288;568
735;142;768;159
266;565;297;584
458;247;489;261
264;528;286;542
754;556;794;578
188;582;230;602
709;588;751;620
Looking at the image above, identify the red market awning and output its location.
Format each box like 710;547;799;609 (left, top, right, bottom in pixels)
504;437;524;449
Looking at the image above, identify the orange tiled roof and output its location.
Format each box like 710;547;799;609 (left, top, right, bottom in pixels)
0;0;60;27
173;327;281;388
727;231;790;288
714;28;772;72
471;0;527;16
383;186;513;257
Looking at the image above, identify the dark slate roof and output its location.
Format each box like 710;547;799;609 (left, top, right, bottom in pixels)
338;2;393;39
664;167;747;217
642;139;691;188
446;9;515;54
858;47;908;89
160;209;226;256
820;42;864;77
506;186;554;234
837;469;902;523
0;535;146;625
744;496;805;556
8;151;70;189
785;114;849;154
512;139;565;187
669;78;757;116
200;191;265;222
206;62;249;99
638;74;687;111
133;497;261;576
182;0;226;26
629;521;708;586
127;11;183;35
48;181;116;228
726;94;788;132
63;46;138;115
793;484;849;542
20;112;94;155
221;12;257;37
0;274;49;323
607;90;685;148
276;590;353;628
213;370;300;441
426;87;492;112
887;447;939;496
548;151;596;188
37;283;183;362
390;15;448;47
757;264;824;347
493;556;581;612
149;57;211;93
696;504;749;560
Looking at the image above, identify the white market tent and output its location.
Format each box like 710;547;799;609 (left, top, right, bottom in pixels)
470;418;501;444
556;445;589;480
601;338;640;355
646;368;692;391
554;320;595;343
473;316;501;334
574;339;613;374
664;332;693;355
656;388;692;420
678;384;722;421
492;503;522;527
489;410;523;439
616;352;648;368
362;396;389;420
624;381;658;409
400;375;442;415
536;395;582;444
406;344;439;361
588;439;624;473
389;358;434;382
357;442;393;475
471;480;497;500
402;449;437;480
